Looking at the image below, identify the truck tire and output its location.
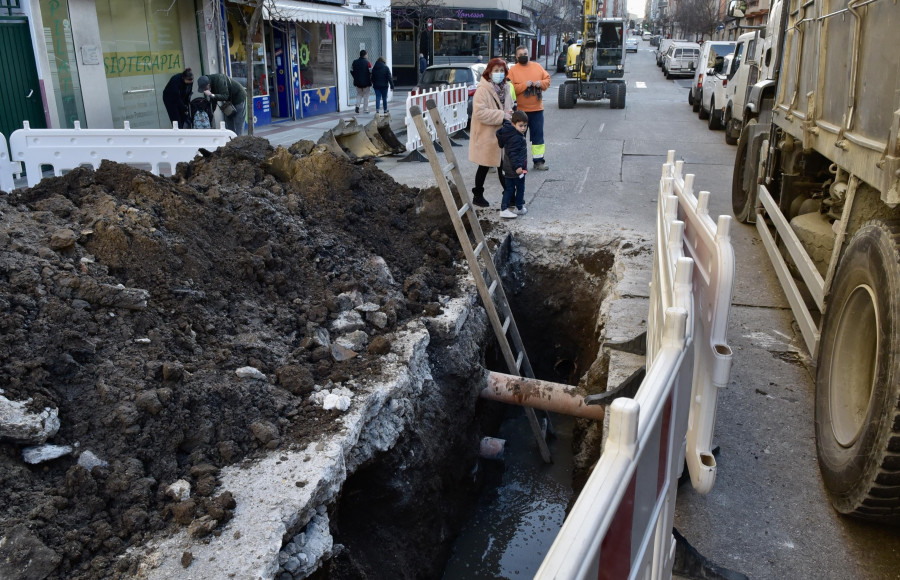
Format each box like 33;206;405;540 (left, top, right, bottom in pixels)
707;98;722;130
693;91;701;113
731;119;758;223
613;83;626;109
559;82;576;109
816;220;900;520
724;108;738;145
608;85;620;109
688;90;694;106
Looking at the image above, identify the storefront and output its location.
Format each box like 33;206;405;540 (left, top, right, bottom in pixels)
390;7;532;86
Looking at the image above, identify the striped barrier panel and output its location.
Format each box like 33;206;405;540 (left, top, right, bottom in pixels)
8;121;236;188
404;88;440;153
536;150;736;579
404;83;468;152
0;132;21;193
439;84;469;135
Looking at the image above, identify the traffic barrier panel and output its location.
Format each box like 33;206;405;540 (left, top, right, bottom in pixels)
661;151;735;494
404;88;440;153
536;150;736;579
9;121;236;188
1;132;22;193
404;83;468;153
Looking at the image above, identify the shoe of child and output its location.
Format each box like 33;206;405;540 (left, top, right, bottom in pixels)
500;209;517;219
514;206;527;215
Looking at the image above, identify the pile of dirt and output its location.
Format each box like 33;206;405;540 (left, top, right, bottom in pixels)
0;137;463;579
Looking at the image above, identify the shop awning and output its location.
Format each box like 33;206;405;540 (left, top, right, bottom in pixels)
264;0;363;26
495;22;535;37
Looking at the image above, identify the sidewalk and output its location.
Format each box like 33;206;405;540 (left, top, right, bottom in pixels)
253;88;412;149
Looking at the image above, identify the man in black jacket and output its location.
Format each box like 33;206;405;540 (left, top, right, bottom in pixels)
162;68;194;128
351;50;372;114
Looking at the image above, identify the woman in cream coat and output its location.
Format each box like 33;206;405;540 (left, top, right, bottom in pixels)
468;58;515;207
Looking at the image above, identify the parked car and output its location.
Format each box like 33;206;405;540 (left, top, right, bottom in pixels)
642;31;653;41
662;42;700;78
689;41;735;112
699;53;733;130
650;35;662;47
412;62;487;127
556;51;567;72
656;38;686;66
626;38;639;53
723;31;760;145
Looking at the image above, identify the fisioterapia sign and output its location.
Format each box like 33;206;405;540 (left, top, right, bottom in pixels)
104;51;183;78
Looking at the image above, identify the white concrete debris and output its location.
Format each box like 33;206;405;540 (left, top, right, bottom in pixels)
278;507;333;579
322;393;351;412
235;366;267;380
0;394;60;444
355;302;380;312
22;444;73;464
335;330;369;352
77;450;109;471
366;311;388;329
310;326;330;348
134;337;152;344
335;290;363;311
165;479;192;501
330;310;364;334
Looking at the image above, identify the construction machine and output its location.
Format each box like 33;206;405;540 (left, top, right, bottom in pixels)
729;0;900;521
558;0;626;110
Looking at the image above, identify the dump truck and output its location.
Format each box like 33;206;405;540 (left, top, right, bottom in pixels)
729;0;900;520
558;0;626;110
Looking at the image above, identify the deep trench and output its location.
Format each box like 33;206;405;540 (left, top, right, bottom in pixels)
310;234;614;579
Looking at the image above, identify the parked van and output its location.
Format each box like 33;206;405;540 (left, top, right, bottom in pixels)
663;42;700;78
656;39;686;66
723;31;760;145
689;41;735;112
699;53;733;130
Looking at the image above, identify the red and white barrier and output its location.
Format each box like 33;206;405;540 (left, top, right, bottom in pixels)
8;121;236;188
536;150;735;579
404;83;468;152
0;132;21;192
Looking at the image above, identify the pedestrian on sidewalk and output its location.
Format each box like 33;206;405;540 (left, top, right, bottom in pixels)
198;74;247;135
418;53;428;84
371;56;394;115
496;111;530;219
351;50;372;114
468;58;514;208
507;46;551;170
162;68;194;128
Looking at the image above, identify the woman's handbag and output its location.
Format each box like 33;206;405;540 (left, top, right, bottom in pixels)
220;100;236;116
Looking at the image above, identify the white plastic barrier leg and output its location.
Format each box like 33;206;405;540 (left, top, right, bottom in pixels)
536;151;736;579
9;121;236;188
0;132;21;193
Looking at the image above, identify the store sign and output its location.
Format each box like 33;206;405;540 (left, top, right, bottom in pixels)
103;51;183;78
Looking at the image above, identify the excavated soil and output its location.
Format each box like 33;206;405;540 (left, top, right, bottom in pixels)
0;137;465;579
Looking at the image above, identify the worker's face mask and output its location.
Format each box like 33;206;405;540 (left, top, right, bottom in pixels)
517;54;528;65
491;72;506;84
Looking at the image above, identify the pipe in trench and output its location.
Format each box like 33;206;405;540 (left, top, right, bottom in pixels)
479;370;606;421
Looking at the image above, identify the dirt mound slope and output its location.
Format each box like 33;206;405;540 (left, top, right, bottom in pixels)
0;137;461;579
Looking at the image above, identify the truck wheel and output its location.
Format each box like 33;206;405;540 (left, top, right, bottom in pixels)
688;91;694;106
559;83;576;109
724;108;738;145
816;221;900;520
618;84;627;109
731;119;758;223
693;91;701;113
608;85;620;109
707;98;722;130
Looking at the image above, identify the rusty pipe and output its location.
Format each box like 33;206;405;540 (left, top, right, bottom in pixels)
480;371;606;421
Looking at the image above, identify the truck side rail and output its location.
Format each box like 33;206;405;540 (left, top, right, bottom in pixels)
7;121;236;188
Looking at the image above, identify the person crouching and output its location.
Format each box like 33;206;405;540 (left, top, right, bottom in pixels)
495;111;530;219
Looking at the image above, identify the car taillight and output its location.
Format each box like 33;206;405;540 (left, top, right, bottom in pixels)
698;74;703;86
411;88;418;96
723;79;727;87
468;86;477;97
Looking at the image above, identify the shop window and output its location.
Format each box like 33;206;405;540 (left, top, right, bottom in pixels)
227;9;266;96
297;23;335;90
392;29;415;68
40;0;86;128
434;31;488;58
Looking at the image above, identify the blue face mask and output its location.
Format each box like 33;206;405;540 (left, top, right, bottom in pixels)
491;72;506;84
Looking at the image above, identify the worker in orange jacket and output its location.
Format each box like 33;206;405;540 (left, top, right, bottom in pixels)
507;45;551;170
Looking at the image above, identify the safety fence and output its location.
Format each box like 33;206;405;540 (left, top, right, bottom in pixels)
0;131;19;192
403;83;467;153
535;150;735;579
2;121;236;190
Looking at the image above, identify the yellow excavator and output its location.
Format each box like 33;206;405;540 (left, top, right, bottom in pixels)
559;0;626;109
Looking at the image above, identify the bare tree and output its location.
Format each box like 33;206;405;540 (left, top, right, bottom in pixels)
393;0;444;72
531;0;575;68
674;0;720;41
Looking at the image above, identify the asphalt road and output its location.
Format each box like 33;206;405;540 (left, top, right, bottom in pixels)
377;40;900;579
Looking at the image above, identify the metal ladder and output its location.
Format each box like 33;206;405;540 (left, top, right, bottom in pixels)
409;101;553;463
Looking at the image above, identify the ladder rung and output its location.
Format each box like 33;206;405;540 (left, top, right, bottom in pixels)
473;241;485;256
515;351;524;371
442;162;455;174
458;203;470;218
488;280;498;296
502;316;511;334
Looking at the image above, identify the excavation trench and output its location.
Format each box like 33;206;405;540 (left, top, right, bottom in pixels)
312;232;617;579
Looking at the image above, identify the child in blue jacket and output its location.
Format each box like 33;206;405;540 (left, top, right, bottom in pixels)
495;110;530;219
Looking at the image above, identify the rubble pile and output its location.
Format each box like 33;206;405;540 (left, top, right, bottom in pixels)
0;137;464;579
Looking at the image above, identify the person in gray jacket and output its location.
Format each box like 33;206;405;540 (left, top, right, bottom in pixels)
198;74;247;135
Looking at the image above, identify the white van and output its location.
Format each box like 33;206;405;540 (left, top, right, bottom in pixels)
723;31;760;145
689;41;735;112
663;42;700;78
699;53;733;130
656;39;686;67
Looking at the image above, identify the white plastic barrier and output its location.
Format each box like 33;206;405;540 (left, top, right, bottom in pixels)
404;83;468;152
9;121;236;187
0;132;21;192
536;150;736;579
